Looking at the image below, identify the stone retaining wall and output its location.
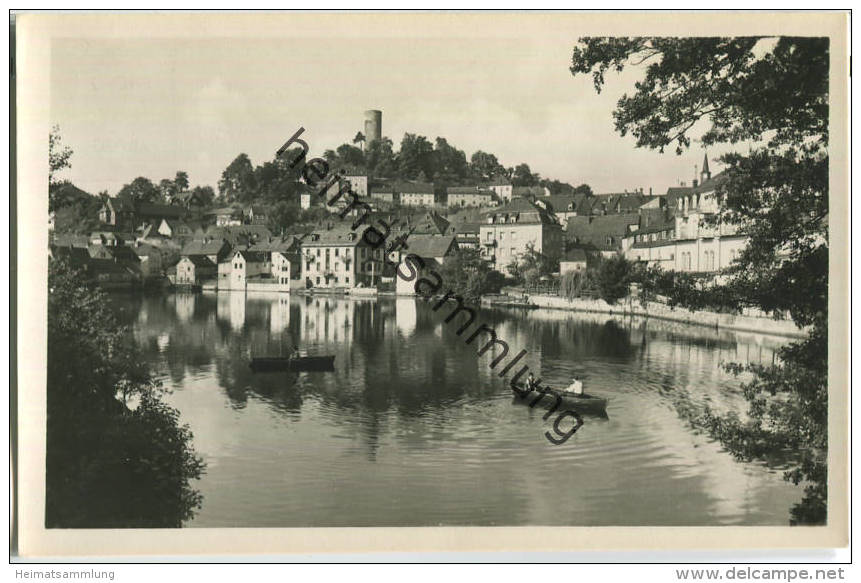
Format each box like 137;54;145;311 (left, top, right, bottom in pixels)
524;294;805;339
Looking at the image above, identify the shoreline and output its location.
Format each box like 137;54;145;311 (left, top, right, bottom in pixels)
485;294;806;340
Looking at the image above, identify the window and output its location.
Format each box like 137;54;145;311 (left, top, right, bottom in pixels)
511;231;516;241
500;232;505;241
486;232;492;242
316;249;321;257
345;277;350;284
316;277;321;284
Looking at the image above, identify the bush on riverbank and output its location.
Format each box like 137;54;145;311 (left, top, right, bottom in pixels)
47;259;205;527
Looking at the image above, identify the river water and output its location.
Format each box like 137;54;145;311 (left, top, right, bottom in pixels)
109;292;801;527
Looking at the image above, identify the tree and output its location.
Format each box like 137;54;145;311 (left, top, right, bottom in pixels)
436;248;505;303
174;171;190;193
512;163;540;187
158;178;177;201
398;133;436;180
433;137;469;183
218;153;257;203
117;176;161;205
469;151;506;182
594;254;634;304
353;131;366;150
335;143;365;169
48;125;73;209
572;36;829;523
572;183;593;196
49;125;73;186
364;137;397;179
47;259;205;527
190;185;215;207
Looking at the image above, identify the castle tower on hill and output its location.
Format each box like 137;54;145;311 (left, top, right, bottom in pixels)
364;110;382;145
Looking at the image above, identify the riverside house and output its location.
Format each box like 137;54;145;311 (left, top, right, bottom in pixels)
394;234;459;295
219;250;271;291
176;255;217;287
300;226;385;289
479;197;563;273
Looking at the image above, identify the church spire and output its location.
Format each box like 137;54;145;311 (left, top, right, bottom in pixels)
701;152;711;183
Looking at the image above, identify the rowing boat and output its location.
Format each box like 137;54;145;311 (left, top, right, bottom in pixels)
249;355;335;372
510;382;608;413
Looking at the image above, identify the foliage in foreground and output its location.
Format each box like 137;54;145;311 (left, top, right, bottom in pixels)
47;260;205;527
571;36;829;523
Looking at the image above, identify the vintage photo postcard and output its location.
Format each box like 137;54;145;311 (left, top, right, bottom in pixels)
14;11;849;557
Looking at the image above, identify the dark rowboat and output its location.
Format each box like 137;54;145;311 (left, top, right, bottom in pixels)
250;355;335;372
511;382;608;413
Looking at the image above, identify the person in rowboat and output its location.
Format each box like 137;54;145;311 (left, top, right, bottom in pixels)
289;344;300;361
564;377;584;395
525;373;538;392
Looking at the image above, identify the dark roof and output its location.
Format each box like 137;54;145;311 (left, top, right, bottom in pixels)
409;212;451;236
561;248;588;262
136;203;190;218
513;186;547;197
105;196;135;212
566;214;640;251
52;233;91;248
590;193;657;214
235;250;270;263
248;236;301;254
50;246;91;267
205;207;242;217
447;186;493;195
206;225;272;246
181;239;230;256
130;243;162;257
633;239;678;249
107;246;141;263
403;235;458;259
182;255;217;268
396;182;435;194
482;197;557;226
87;258;137;276
300;226;370;247
539;195;578;213
450;222;481;235
636;218;676;235
249;205;266;214
487;176;512;186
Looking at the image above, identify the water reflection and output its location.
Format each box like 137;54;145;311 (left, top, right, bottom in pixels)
109;292;799;527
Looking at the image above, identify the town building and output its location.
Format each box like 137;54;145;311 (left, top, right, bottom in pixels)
156;218;193;239
394;234;459;295
447;186;495;208
487;176;513;202
180;238;233;264
479;198;563;273
449;222;481;250
176;255;217;287
369;185;397;204
208;207;244;227
219;250;271;291
565;214;641;258
98;197;136;230
300;226;384;289
130;242;167;278
397;182;437;207
512;185;551;199
249;236;303;289
246;205;268;225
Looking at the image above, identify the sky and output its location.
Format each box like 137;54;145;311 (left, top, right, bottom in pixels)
49;17;735;197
